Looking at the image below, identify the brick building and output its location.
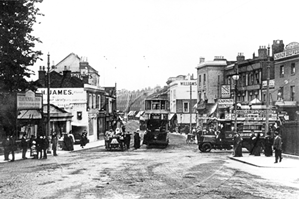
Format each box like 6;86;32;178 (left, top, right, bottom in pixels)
274;41;299;121
36;53;116;142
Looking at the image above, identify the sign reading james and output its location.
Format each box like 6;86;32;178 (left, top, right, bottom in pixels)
17;90;43;110
221;85;231;98
38;88;87;107
274;42;299;60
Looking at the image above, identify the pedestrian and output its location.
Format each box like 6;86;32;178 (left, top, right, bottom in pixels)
249;130;256;154
36;135;43;159
80;131;88;148
233;132;243;157
125;131;131;149
51;133;58;156
8;135;16;162
273;131;282;163
251;133;261;156
43;136;49;159
20;134;28;159
264;132;273;157
29;135;35;156
2;135;10;161
134;131;140;149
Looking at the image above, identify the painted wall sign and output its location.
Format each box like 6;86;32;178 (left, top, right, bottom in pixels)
221;85;231;98
262;79;275;89
17;90;43;110
218;98;234;105
274;42;299;60
38;88;87;107
180;82;197;86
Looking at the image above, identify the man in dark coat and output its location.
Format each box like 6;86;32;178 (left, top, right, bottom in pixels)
9;135;16;162
20;134;28;159
264;132;273;157
36;135;43;159
124;131;131;149
273;131;282;163
2;136;10;161
43;136;49;159
134;131;140;149
52;133;58;156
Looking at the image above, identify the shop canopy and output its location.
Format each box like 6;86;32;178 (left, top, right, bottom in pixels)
135;111;145;118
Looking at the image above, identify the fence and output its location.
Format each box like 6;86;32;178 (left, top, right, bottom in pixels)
281;121;299;156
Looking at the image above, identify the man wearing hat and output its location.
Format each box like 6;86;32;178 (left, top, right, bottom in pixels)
273;131;282;163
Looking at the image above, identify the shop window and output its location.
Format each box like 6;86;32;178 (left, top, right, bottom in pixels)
183;102;189;113
280;65;284;77
291;63;296;75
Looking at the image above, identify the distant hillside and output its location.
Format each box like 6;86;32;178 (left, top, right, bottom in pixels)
117;86;163;112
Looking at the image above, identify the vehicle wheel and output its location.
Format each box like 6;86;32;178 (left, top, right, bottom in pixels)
200;143;212;152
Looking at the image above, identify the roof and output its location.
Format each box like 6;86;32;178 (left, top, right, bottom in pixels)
196;60;228;69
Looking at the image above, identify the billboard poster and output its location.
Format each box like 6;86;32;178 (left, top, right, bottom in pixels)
37;88;87;107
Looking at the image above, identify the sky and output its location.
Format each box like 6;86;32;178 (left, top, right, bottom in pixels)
31;0;299;91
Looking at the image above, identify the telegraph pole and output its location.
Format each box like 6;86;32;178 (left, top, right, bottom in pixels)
47;53;51;139
265;46;270;134
189;83;192;134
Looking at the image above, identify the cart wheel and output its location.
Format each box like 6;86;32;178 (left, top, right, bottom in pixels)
200;143;212;152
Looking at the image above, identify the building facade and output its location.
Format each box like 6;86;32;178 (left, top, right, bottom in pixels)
274;41;299;121
36;53;116;142
167;74;197;130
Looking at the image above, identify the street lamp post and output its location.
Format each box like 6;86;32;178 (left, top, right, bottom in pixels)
232;74;240;132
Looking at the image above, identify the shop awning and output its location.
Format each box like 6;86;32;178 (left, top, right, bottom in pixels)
18;110;42;119
128;111;137;116
71;122;87;126
168;113;177;120
135;111;144;118
198;103;217;116
249;98;262;105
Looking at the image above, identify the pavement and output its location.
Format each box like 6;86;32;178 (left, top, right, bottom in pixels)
228;153;299;168
0;139;105;164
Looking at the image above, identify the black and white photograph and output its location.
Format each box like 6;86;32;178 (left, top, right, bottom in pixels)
0;0;299;198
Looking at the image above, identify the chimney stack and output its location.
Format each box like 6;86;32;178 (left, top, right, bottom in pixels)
236;53;245;62
258;46;268;59
199;57;205;63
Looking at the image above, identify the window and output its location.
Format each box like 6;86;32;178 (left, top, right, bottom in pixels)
255;72;259;84
93;94;96;108
227;76;231;85
183;102;189;113
278;87;284;100
280;65;284;77
88;94;92;109
290;86;295;101
242;74;246;86
199;75;201;85
249;73;254;85
203;74;206;84
98;95;101;109
291;63;296;75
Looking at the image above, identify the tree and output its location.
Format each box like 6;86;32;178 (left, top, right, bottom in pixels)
0;0;43;137
0;0;43;92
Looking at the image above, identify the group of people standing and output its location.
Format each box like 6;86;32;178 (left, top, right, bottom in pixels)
234;130;283;163
1;132;61;162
